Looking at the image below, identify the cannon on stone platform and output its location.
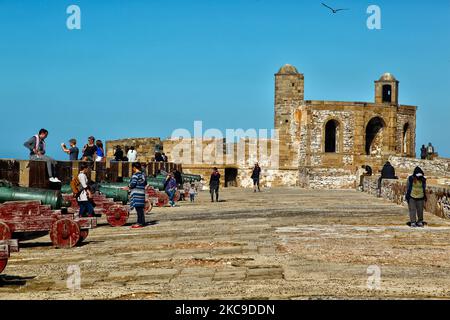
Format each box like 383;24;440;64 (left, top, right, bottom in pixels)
0;186;71;209
0;201;96;249
62;193;132;227
0;239;19;274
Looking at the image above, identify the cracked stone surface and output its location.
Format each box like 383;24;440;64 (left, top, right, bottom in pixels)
1;188;449;299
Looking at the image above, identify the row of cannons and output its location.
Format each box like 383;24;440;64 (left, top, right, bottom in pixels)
0;172;202;274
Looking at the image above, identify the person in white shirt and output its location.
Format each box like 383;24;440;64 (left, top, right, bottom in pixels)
127;146;137;162
77;164;94;217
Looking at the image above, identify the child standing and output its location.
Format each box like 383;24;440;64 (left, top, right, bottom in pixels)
189;183;197;202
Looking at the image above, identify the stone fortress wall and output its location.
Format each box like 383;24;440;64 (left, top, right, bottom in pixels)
105;64;449;190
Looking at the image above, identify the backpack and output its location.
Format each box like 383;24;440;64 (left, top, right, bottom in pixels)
70;176;82;196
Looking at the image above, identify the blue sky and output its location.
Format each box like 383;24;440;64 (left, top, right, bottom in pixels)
0;0;449;159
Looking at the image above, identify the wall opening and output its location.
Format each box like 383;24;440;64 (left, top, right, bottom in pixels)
365;117;385;155
382;85;392;103
224;168;238;187
325;120;339;153
402;123;410;154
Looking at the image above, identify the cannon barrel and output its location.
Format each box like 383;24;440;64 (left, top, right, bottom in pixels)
0;186;70;209
101;179;165;191
98;186;129;204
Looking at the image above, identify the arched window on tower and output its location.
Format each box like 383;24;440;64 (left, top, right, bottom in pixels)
365;117;385;155
382;85;392;103
325;120;339;153
402;123;410;154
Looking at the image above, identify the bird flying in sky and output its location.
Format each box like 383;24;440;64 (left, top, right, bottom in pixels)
321;2;349;14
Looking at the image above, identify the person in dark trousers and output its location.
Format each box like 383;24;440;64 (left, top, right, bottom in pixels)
377;161;397;197
24;128;60;183
81;136;98;161
114;145;124;161
251;163;261;192
77;164;95;217
405;167;427;228
420;145;427;160
164;173;177;207
129;162;147;229
209;167;221;202
173;169;184;201
61;139;79;161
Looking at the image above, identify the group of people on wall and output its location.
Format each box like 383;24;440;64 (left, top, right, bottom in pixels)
23;128;431;229
357;161;428;228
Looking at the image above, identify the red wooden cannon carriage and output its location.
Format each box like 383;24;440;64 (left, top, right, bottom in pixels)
0;201;96;249
63;193;130;227
0;239;19;274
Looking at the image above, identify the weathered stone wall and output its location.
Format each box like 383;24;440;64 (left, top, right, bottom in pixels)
388;156;450;179
106;138;162;162
299;167;356;189
363;176;450;220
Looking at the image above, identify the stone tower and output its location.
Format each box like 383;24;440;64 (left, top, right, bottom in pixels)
375;73;399;105
274;64;304;168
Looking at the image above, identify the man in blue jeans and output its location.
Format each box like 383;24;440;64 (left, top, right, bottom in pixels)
77;164;94;217
164;173;177;207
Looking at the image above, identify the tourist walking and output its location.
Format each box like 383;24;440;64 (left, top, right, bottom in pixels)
209;167;221;202
420;145;427;160
61;138;79;161
129;162;147;228
251;163;261;192
405;167;427;228
127;146;137;162
24;128;60;183
81;136;98;161
77;164;95;217
164;173;177;207
173;168;183;200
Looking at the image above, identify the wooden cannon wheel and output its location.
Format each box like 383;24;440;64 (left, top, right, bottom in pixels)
106;204;129;227
144;199;153;214
50;218;81;249
0;258;7;274
174;191;181;202
78;229;89;245
0;221;12;241
156;192;169;207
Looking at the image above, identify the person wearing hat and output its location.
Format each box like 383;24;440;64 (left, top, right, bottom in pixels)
81;136;98;161
405;167;427;228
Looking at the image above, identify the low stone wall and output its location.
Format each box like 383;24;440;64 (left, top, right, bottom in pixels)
299;167;356;189
388;156;450;178
363;176;450;220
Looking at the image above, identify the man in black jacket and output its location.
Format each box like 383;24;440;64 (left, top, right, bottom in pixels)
377;161;397;197
209;167;221;202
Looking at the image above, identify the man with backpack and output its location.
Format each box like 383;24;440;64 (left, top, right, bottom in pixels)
24;128;61;183
71;164;95;217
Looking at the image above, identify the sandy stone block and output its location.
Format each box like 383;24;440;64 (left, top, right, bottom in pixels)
136;268;179;279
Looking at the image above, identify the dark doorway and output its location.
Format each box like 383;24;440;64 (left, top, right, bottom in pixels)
382;85;392;103
402;123;410;154
325;120;338;153
365;117;385;155
224;168;238;187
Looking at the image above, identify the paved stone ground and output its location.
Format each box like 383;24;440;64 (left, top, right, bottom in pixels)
1;188;450;300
